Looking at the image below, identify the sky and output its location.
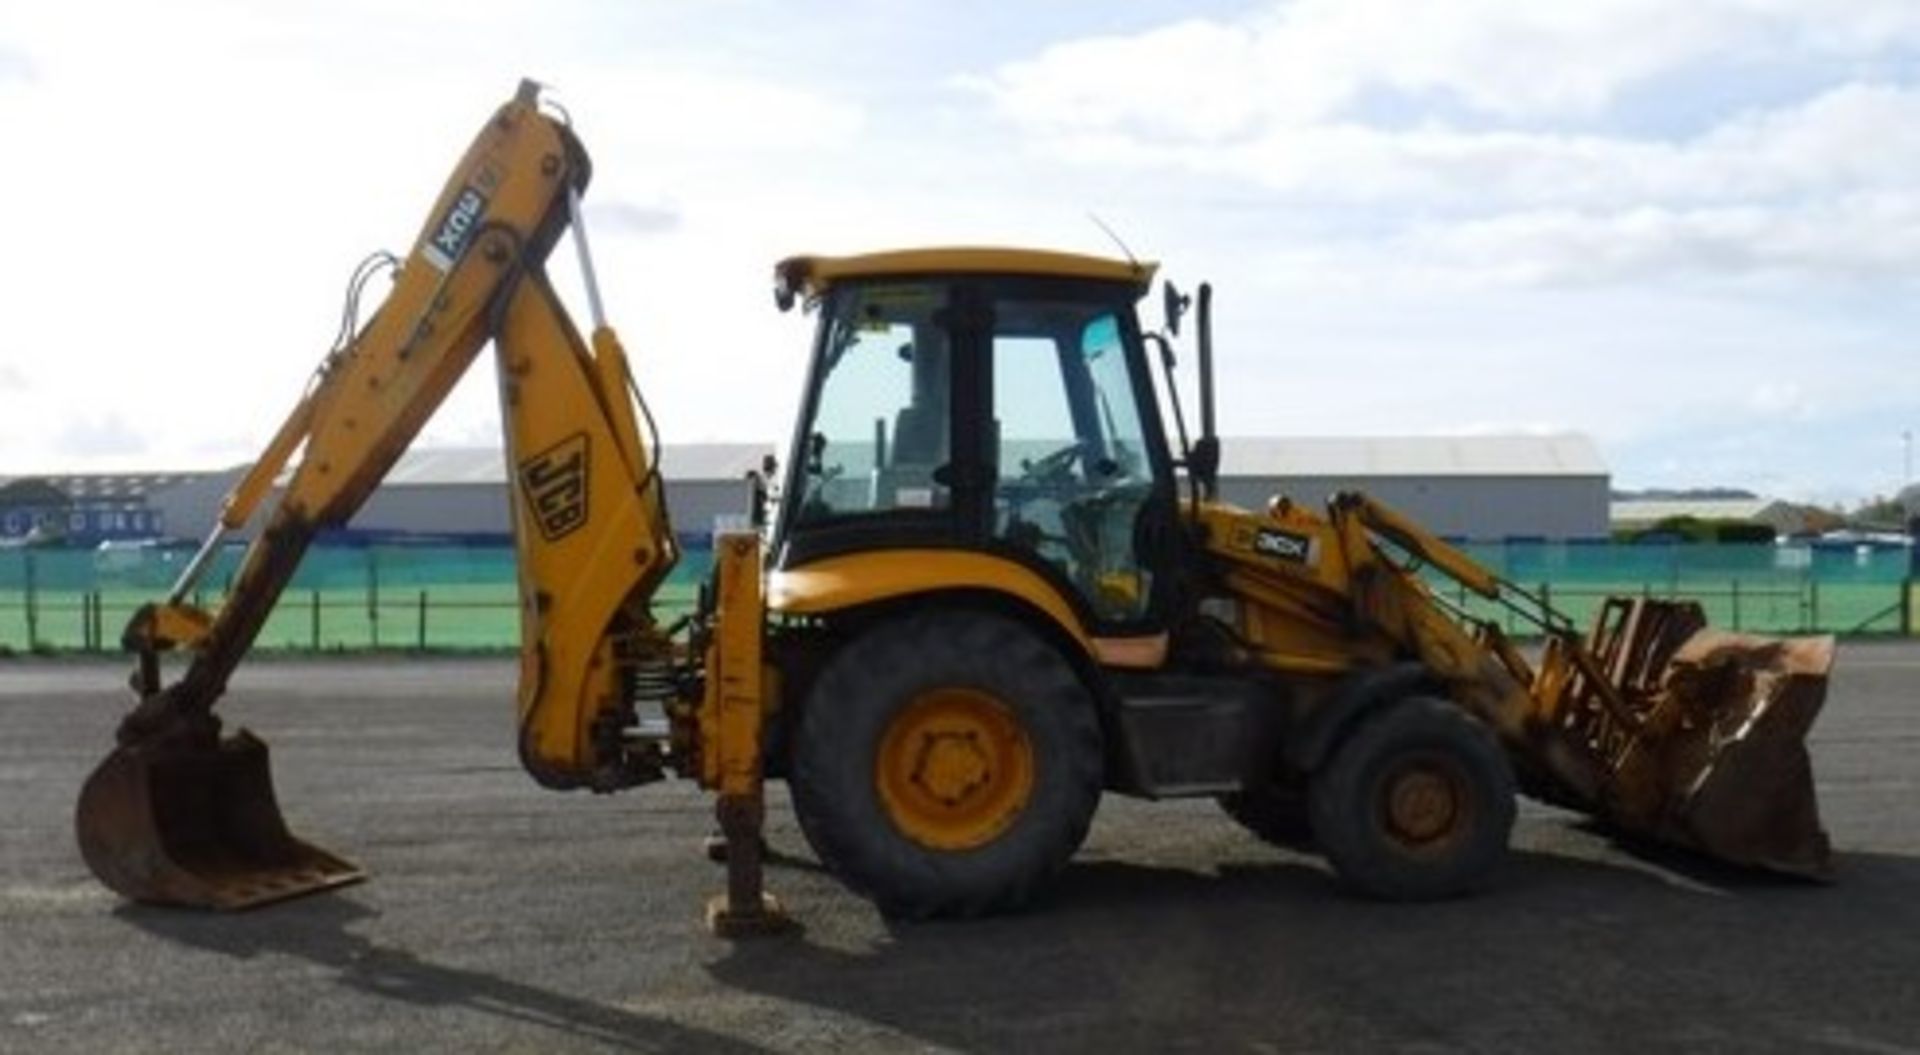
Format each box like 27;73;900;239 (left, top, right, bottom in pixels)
0;0;1915;504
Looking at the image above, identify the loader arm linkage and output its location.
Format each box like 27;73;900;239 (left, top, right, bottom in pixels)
1204;490;1833;877
75;82;781;916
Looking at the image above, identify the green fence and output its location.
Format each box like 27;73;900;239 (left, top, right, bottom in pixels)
0;543;709;653
1431;540;1916;637
0;540;1912;653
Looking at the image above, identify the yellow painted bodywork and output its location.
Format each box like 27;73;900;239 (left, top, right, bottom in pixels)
699;533;774;796
502;297;680;780
769;551;1176;669
123;602;216;652
769;549;1093;656
778;247;1156;302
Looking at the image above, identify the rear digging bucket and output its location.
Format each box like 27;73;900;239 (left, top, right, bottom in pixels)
75;728;364;909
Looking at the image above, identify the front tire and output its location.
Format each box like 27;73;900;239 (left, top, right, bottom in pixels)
1309;697;1515;901
790;609;1103;919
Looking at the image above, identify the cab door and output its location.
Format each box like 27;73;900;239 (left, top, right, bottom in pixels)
980;282;1177;632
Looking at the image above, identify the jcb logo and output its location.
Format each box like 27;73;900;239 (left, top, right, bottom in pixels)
1253;527;1314;565
520;434;589;541
421;184;490;271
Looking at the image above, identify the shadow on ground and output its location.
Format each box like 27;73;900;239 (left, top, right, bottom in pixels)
117;897;768;1054
711;846;1920;1054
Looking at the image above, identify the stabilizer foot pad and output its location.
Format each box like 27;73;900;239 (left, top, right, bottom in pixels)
705;893;798;939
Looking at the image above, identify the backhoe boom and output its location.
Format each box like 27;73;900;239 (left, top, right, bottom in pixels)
78;80;689;909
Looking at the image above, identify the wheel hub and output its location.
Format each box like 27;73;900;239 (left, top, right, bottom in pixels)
1381;759;1468;848
914;731;992;804
876;687;1035;851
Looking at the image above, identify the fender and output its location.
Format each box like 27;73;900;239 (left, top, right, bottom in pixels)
1284;662;1440;773
768;549;1093;657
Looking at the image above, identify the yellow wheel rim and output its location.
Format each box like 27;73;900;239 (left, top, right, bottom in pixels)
875;687;1036;851
1378;752;1474;855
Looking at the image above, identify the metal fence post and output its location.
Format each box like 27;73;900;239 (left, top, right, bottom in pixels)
366;548;380;649
23;550;38;649
1903;577;1913;637
1731;579;1741;631
311;590;322;650
417;589;428;651
1809;580;1820;633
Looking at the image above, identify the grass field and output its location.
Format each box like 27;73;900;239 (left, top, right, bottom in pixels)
1;538;1913;652
0;576;1909;653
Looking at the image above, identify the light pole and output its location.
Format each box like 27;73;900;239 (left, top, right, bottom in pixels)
1906;429;1914;486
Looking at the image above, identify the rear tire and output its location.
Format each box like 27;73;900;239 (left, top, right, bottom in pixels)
790;609;1103;919
1309;697;1514;901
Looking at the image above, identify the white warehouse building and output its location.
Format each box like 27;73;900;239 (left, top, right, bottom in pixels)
1215;434;1609;541
146;434;1608;544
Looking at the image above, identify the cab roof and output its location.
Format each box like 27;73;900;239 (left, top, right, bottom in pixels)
775;247;1157;305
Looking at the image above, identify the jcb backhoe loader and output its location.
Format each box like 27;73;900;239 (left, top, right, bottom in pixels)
77;81;1832;932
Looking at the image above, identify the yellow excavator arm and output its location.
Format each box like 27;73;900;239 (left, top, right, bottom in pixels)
81;80;690;908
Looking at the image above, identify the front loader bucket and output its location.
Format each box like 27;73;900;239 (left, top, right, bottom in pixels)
75;729;364;910
1526;598;1833;879
1635;631;1834;877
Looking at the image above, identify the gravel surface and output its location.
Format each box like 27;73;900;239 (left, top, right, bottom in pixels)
3;645;1917;1054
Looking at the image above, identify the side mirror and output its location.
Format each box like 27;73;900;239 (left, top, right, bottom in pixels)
1162;280;1190;337
1187;436;1220;497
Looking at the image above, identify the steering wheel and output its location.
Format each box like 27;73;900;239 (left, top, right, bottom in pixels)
1018;442;1084;487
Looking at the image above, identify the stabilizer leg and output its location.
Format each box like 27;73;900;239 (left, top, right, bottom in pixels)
704;792;793;937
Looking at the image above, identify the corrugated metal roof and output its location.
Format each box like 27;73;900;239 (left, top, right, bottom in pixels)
0;473;188;500
1217;434;1606;478
370;443;777;486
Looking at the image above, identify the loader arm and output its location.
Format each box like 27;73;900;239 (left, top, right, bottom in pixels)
1201;489;1831;876
80;80;684;908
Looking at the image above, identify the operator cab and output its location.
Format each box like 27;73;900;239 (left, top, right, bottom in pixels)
771;249;1179;633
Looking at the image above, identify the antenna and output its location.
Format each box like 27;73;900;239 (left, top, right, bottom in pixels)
1087;212;1138;267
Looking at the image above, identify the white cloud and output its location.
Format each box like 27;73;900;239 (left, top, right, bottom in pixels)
589;199;682;238
1746;382;1816;419
976;0;1920;131
0;1;866;474
56;415;145;458
1382;190;1920;286
971;7;1920;291
0;1;1908;505
994;80;1920;215
0;46;32;84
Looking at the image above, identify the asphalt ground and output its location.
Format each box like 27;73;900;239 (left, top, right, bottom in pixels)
2;645;1917;1054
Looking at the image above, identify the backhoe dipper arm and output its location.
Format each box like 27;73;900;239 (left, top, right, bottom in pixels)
117;81;678;787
